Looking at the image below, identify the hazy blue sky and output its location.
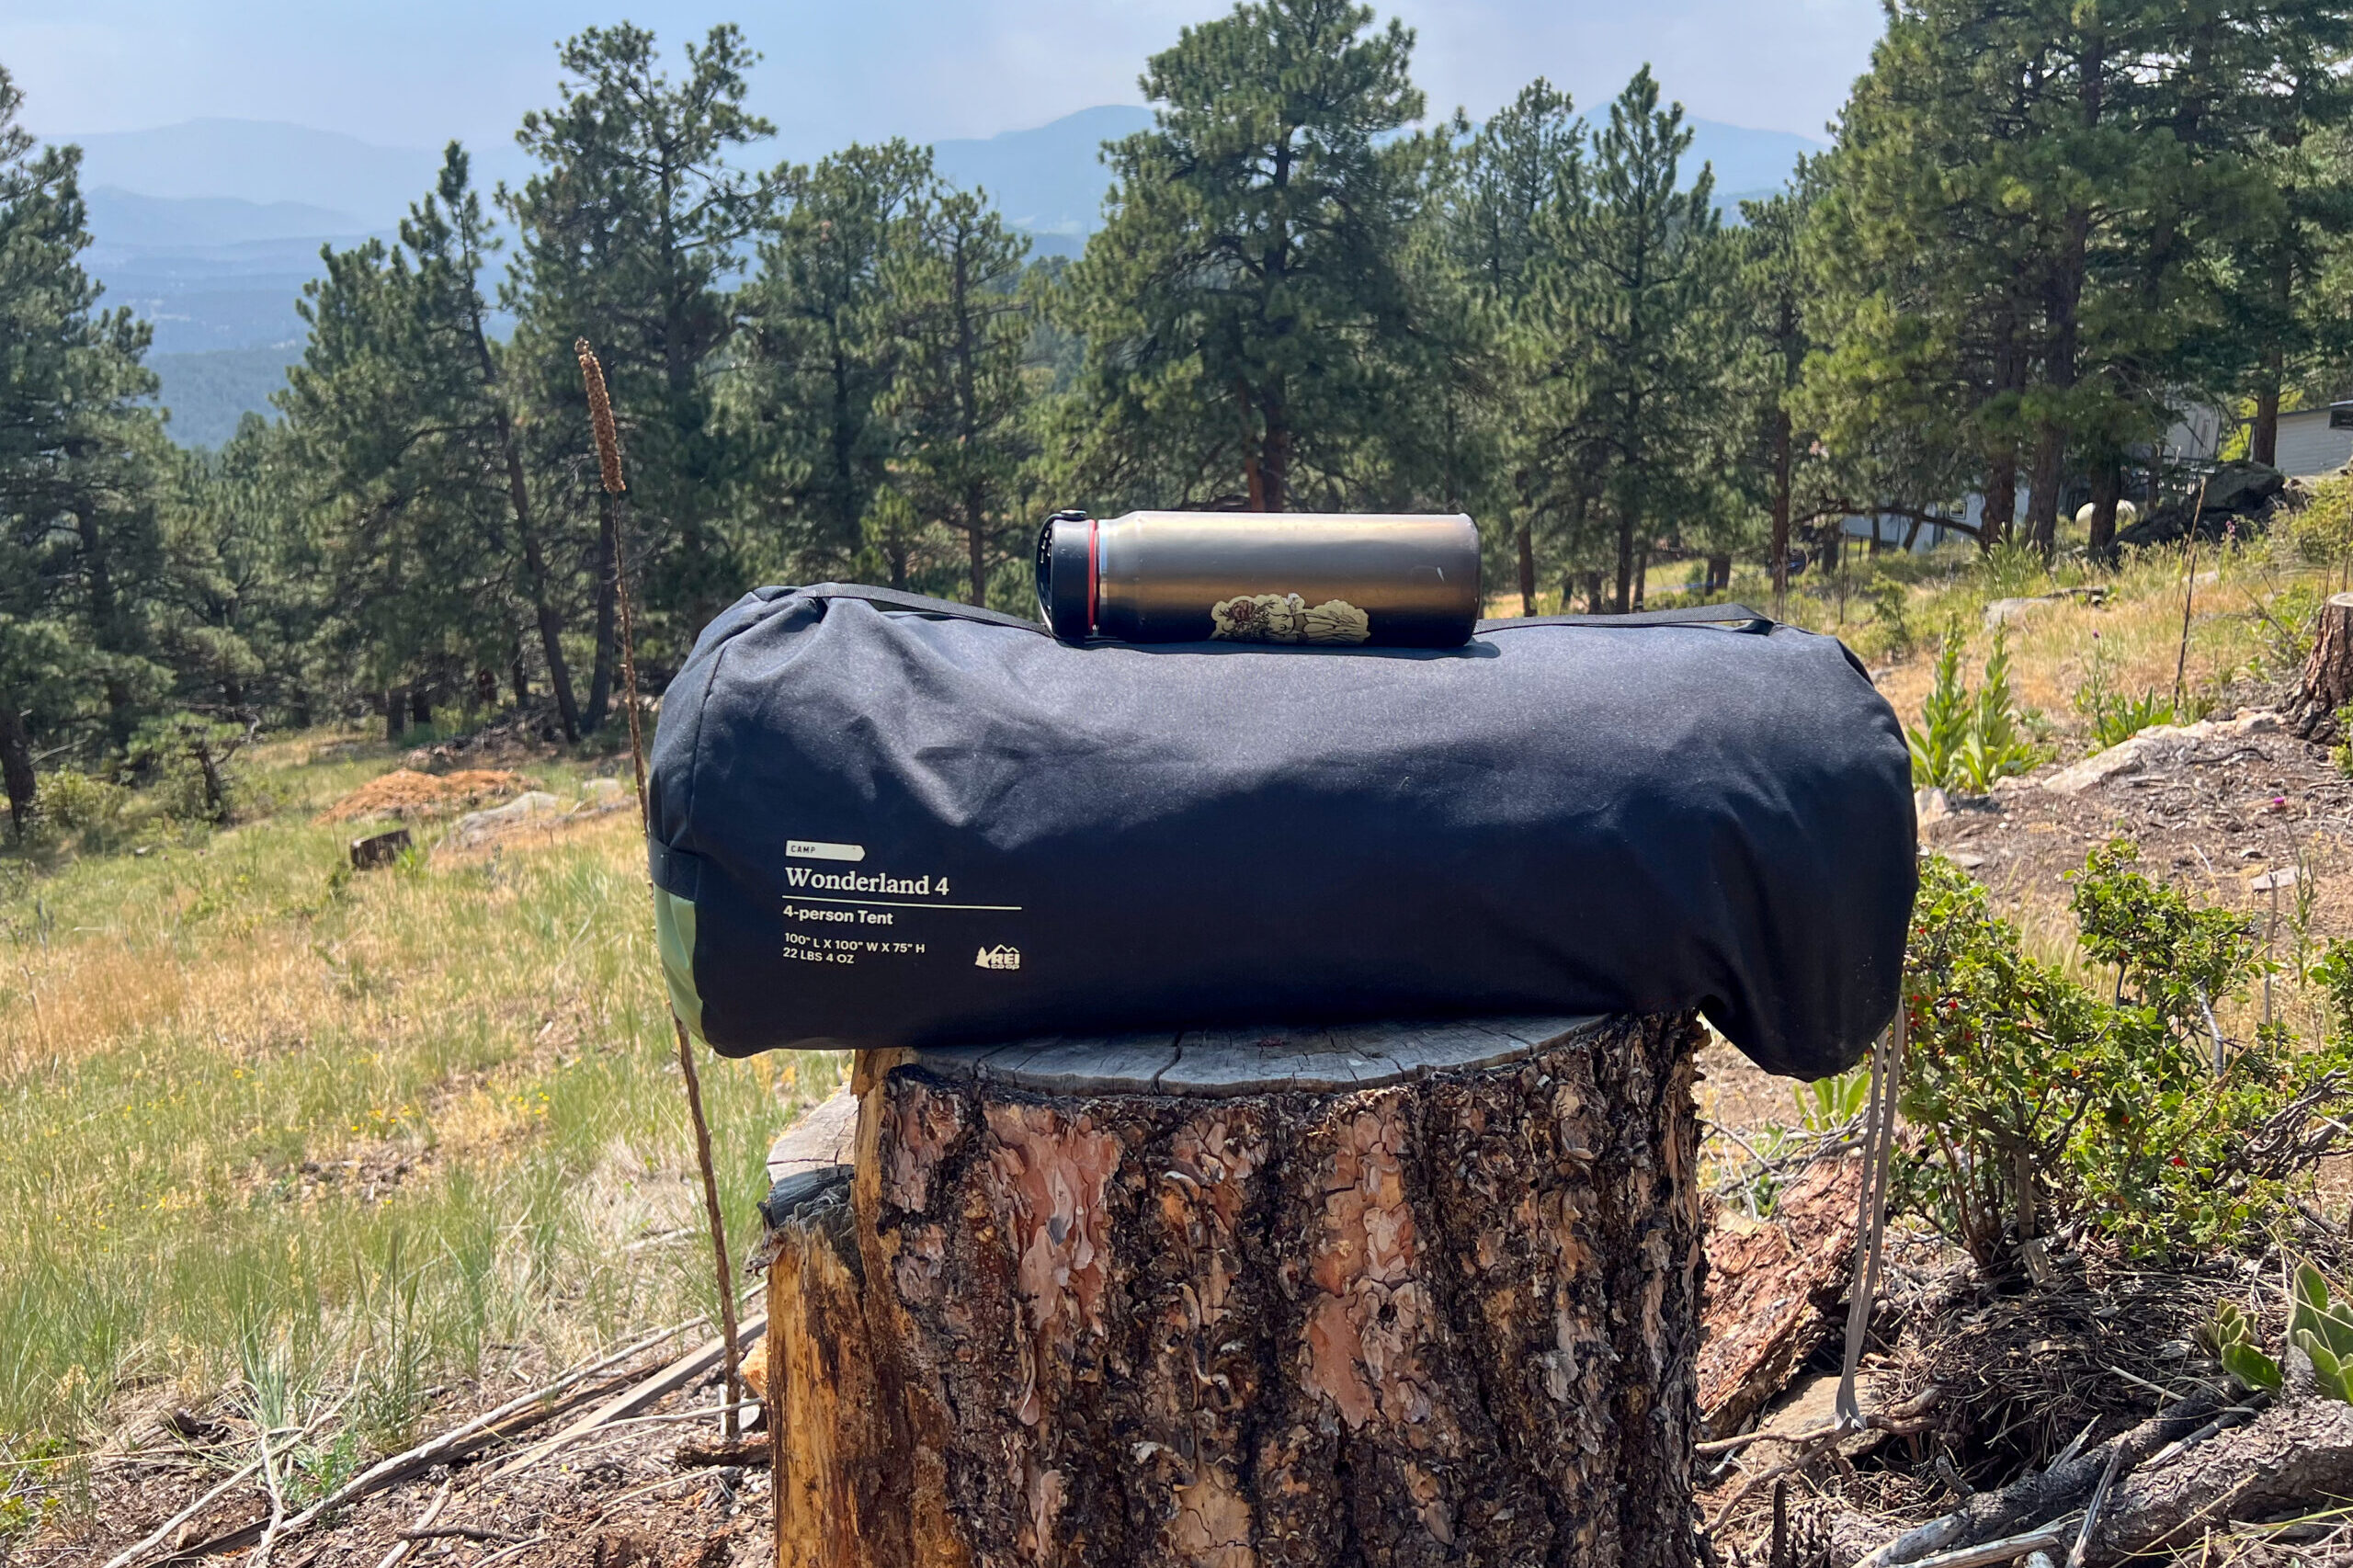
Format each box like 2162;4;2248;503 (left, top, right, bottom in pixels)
4;0;1882;154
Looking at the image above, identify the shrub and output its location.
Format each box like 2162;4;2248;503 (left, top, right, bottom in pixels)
127;714;251;824
1900;848;2353;1269
2289;471;2353;581
1908;624;2044;792
30;770;131;845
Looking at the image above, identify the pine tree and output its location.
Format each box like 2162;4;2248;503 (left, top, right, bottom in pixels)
1528;68;1735;611
503;23;779;693
1446;80;1581;611
281;229;510;734
1064;0;1434;511
409;144;585;739
0;66;169;828
740;142;936;580
874;186;1038;607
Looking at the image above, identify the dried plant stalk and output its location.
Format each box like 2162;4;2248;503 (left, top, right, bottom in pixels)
574;336;627;496
574;337;743;1437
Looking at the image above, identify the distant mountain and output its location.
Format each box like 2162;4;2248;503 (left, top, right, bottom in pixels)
85;188;369;251
927;108;1823;236
1683;120;1824;198
932;106;1150;237
63;119;457;228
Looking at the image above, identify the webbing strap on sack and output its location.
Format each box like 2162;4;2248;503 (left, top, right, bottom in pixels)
1477;603;1776;634
790;584;1779;639
1836;1009;1906;1431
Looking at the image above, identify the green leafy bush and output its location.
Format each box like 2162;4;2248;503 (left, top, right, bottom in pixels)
1901;848;2353;1268
2289;472;2353;580
30;770;132;846
1908;625;2045;793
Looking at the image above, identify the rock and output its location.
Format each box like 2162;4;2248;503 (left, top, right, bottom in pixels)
2201;460;2288;518
453;790;563;846
1990;774;2038;798
575;777;631;813
1984;597;2053;630
2112;461;2287;551
1915;787;1952;829
2041;710;2283;797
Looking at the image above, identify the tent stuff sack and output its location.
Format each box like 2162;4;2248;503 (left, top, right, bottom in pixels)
645;585;1916;1080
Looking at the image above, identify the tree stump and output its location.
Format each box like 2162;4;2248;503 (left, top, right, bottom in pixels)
2286;591;2353;742
763;1013;1707;1568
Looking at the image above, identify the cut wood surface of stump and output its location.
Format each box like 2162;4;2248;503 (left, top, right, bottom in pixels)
763;1013;1708;1568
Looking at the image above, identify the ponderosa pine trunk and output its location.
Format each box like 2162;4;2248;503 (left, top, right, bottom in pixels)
2087;464;2123;560
766;1014;1706;1568
0;696;34;839
1518;515;1537;617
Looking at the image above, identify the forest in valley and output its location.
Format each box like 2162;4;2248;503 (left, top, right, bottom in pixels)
4;0;2353;819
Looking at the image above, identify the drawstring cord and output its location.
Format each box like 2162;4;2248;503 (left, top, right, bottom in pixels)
1836;1006;1906;1431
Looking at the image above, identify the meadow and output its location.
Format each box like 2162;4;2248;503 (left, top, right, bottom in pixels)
0;736;838;1506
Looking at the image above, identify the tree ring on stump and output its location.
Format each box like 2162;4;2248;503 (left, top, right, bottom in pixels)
909;1013;1606;1097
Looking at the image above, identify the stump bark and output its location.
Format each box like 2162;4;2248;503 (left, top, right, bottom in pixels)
2286;590;2353;742
764;1013;1707;1568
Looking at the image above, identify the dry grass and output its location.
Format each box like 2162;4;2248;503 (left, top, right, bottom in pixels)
0;731;841;1472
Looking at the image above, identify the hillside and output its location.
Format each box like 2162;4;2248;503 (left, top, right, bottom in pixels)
6;529;2352;1564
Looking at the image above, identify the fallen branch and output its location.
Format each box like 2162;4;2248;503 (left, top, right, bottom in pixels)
487;1314;765;1481
1854;1391;2224;1566
1901;1528;2067;1568
2081;1395;2353;1567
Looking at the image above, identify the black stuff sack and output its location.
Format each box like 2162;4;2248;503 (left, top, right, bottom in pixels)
645;585;1916;1080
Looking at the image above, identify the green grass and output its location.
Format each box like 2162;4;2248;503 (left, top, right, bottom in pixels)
0;730;839;1467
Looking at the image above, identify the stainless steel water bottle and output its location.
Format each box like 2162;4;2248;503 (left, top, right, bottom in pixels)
1034;510;1482;647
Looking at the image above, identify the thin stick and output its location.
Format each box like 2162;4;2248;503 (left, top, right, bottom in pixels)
98;1458;264;1568
246;1412;287;1568
599;1467;727;1510
2174;474;2210;710
370;1480;449;1568
470;1536;551;1568
1902;1529;2069;1568
575;337;744;1441
488;1315;764;1481
2065;1441;2128;1568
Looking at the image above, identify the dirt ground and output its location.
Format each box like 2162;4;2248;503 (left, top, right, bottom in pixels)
38;1360;767;1568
